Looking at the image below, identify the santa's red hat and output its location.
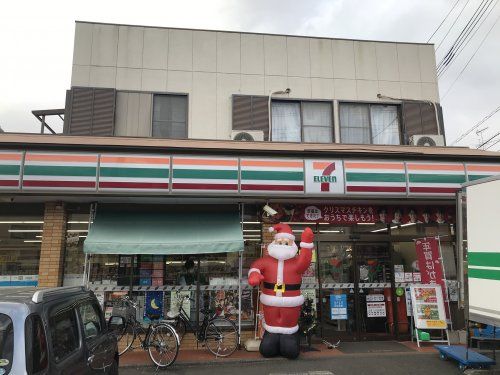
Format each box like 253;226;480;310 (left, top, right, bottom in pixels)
269;223;295;241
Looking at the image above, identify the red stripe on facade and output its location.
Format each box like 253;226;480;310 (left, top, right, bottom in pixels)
409;187;458;194
23;180;96;188
346;186;407;193
172;183;238;190
241;184;304;191
100;182;169;189
0;180;18;187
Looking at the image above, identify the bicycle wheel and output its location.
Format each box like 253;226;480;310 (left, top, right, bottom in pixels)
173;318;186;342
204;317;238;357
115;321;136;356
147;323;179;368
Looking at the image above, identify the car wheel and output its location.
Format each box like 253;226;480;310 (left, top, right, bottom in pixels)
107;357;119;375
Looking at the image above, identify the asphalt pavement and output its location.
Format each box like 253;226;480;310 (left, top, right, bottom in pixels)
119;351;499;375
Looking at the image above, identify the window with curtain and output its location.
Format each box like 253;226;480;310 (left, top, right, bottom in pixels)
340;103;401;145
271;101;333;143
152;95;188;139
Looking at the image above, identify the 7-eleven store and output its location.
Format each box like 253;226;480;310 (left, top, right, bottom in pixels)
1;133;500;346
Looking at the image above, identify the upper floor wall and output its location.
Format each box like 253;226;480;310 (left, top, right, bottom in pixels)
69;21;440;142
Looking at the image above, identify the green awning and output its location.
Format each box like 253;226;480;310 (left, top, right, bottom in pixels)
84;211;243;255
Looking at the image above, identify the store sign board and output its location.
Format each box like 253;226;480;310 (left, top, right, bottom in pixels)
367;302;386;317
410;284;447;329
330;294;347;320
415;237;446;299
304;159;344;194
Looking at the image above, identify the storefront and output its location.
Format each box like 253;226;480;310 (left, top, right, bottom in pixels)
1;137;500;346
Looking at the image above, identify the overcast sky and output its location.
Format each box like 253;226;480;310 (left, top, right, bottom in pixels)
1;0;499;149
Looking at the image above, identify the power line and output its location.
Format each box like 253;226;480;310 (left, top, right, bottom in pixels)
437;0;496;77
485;136;500;150
427;0;462;42
436;0;471;51
477;131;500;149
450;104;500;145
441;11;500;99
438;0;499;77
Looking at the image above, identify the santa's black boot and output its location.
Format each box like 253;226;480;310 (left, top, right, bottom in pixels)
279;332;300;359
259;331;281;357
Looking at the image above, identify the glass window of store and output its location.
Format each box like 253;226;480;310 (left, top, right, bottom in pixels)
0;204;44;286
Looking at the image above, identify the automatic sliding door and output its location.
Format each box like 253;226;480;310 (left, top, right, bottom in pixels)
317;241;356;341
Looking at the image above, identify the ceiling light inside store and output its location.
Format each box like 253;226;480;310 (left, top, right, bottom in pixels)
8;229;43;233
243;229;261;232
0;221;44;224
357;223;376;225
23;240;42;243
67;229;88;233
67;221;89;224
371;228;389;233
243;221;261;224
319;230;342;233
245;239;261;242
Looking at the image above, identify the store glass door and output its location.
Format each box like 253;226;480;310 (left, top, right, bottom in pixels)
355;242;394;340
317;241;357;341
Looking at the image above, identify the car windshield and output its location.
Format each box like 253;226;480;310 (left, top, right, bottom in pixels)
0;313;14;375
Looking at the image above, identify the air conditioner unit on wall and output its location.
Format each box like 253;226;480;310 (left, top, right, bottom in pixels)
410;134;445;147
231;130;264;142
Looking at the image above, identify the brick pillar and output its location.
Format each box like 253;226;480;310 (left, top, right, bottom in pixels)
38;202;67;287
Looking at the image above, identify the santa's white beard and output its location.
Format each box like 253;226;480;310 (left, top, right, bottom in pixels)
267;242;298;261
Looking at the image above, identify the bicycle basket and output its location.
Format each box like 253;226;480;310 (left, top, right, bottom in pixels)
112;301;136;319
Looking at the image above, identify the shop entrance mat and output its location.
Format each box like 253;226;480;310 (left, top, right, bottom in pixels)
338;341;414;354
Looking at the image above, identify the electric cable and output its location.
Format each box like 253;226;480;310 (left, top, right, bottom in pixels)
441;11;500;100
438;0;499;77
485;137;500;150
436;0;471;51
427;0;462;42
477;131;500;149
450;104;500;145
437;0;497;77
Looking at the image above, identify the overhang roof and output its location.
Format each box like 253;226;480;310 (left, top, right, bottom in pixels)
1;133;499;161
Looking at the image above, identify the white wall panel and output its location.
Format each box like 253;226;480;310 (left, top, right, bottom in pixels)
193;31;216;72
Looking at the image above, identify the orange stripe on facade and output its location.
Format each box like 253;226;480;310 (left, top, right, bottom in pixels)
0;153;22;161
101;156;170;165
241;160;303;168
345;162;404;170
407;163;464;171
25;153;97;163
172;158;238;167
467;164;500;172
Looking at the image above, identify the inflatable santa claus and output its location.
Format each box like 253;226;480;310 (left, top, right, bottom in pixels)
248;223;314;359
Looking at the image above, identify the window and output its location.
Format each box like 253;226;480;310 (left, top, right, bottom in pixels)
78;302;103;340
25;315;48;374
152;95;187;139
49;307;79;362
271;101;333;143
0;313;13;374
340;103;401;145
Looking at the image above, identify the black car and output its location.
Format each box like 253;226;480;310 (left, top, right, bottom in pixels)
0;286;118;374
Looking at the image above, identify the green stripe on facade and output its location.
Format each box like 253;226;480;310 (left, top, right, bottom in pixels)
468;174;492;181
101;167;169;178
468;252;500;267
346;172;405;183
24;165;96;177
468;268;500;281
408;174;466;184
0;165;20;175
173;169;237;180
241;170;304;181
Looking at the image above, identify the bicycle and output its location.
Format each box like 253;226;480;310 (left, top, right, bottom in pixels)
164;291;239;357
109;296;180;368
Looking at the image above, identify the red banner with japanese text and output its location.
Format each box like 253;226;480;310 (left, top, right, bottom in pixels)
415;237;449;319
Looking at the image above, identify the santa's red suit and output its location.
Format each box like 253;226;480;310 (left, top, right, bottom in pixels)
248;223;314;337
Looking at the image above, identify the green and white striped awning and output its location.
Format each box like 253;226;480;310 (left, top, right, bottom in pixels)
84;210;243;255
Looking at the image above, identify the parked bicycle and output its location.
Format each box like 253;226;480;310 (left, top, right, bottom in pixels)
164;292;239;357
109;295;179;368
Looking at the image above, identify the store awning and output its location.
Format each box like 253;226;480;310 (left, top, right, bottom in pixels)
83;210;243;255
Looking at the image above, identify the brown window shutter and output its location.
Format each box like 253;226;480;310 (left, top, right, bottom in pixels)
68;88;94;135
91;89;116;136
66;87;115;136
402;101;439;143
231;95;269;140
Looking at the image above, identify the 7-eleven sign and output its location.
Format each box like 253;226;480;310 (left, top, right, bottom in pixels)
305;160;344;194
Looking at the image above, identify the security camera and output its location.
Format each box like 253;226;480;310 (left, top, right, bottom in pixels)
263;204;278;216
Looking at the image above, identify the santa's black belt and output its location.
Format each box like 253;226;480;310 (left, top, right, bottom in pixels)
263;282;301;292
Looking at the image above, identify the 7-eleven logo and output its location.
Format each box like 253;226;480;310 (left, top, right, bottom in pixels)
313;162;337;192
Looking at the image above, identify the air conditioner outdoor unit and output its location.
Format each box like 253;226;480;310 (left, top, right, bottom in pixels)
410;134;445;147
231;130;264;142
